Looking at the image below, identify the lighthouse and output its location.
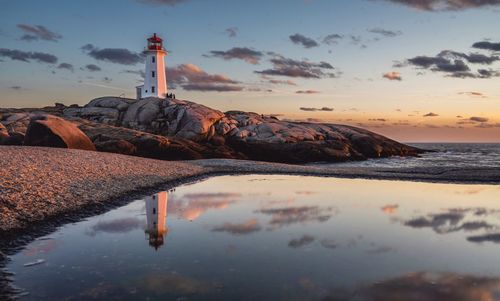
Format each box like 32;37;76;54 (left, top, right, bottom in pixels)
136;33;168;99
145;191;168;250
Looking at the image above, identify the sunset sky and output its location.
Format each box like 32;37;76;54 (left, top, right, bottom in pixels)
1;0;499;142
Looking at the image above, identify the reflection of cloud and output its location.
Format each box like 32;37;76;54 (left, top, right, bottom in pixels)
258;206;334;229
139;274;212;295
381;204;399;215
295;191;317;195
22;239;57;256
288;235;315;248
325;272;500;301
366;245;394;254
212;219;262;235
320;239;338;250
403;208;496;235
467;233;500;244
86;217;143;236
170;192;241;221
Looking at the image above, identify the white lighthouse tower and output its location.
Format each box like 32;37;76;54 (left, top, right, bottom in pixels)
136;33;168;99
145;191;168;250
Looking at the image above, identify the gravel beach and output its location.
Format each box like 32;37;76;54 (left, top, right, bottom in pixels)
1;145;499;236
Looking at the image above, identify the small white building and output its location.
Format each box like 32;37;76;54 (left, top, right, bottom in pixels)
145;191;168;250
136;33;168;99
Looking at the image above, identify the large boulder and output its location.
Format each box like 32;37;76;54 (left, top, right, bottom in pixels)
168;100;224;141
24;115;96;151
86;96;135;111
0;122;8;139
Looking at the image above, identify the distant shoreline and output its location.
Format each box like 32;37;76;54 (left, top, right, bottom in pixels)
1;145;499;248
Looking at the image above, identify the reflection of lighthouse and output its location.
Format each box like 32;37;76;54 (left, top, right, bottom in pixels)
145;191;168;250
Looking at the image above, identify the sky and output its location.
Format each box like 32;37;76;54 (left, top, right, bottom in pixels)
1;0;499;142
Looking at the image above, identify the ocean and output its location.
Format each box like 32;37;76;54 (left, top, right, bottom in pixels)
327;143;500;169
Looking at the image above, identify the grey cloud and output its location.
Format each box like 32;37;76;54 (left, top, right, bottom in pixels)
469;116;489;122
82;44;144;65
57;62;74;71
85;64;101;72
405;50;500;78
289;33;319;48
206;47;263;64
17;24;62;42
368;27;402;37
300;107;334;112
256;54;336;79
9;86;22;90
0;48;57;64
423;112;439;117
323;34;343;45
296;90;320;94
473;41;500;51
182;83;243;92
225;27;238;38
137;0;188;5
264;78;297;86
167;63;243;92
123;69;145;78
381;0;500;11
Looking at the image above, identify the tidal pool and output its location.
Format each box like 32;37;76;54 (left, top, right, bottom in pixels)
6;175;500;300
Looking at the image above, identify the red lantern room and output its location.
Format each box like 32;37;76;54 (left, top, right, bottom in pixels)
147;33;163;50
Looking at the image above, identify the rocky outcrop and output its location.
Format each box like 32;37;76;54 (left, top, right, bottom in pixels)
24;115;96;151
1;97;422;163
64;97;224;142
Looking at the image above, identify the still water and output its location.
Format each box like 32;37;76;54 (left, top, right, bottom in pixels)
7;175;500;300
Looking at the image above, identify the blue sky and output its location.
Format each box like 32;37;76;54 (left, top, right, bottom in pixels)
1;0;499;141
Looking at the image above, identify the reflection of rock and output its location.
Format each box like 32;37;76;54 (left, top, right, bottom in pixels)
324;272;500;301
145;192;168;250
212;219;262;235
24;115;96;151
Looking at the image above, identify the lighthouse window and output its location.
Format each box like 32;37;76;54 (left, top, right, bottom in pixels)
153;208;156;214
152;86;155;93
152;71;155;78
152;57;155;63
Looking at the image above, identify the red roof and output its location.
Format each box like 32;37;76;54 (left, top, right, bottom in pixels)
147;33;162;42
